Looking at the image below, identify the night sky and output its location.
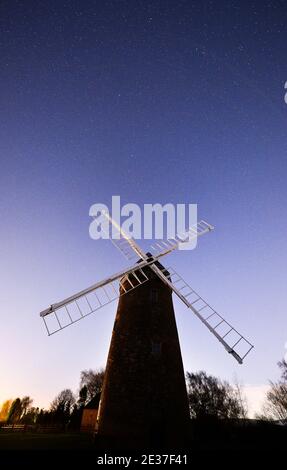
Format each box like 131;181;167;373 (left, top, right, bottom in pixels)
1;0;287;416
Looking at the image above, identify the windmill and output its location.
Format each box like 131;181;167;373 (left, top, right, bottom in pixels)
40;212;253;448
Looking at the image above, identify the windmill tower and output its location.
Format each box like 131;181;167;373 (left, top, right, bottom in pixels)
40;213;253;448
96;260;190;448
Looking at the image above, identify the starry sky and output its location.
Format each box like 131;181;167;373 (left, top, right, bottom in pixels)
1;0;287;416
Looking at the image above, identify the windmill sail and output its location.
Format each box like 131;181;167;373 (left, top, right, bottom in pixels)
150;264;254;364
101;211;214;261
97;210;147;261
96;212;253;363
40;262;150;335
149;220;214;258
40;210;254;364
109;236;139;261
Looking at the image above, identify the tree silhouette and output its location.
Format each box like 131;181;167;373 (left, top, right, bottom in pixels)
7;398;22;423
259;359;287;422
78;385;88;408
80;368;105;402
278;359;287;381
20;396;33;419
21;407;40;424
0;400;12;422
186;371;247;420
50;389;75;425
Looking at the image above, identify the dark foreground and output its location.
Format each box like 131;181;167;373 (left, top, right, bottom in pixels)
1;421;286;465
0;432;94;450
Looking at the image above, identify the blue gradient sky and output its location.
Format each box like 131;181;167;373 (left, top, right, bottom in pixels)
1;0;287;415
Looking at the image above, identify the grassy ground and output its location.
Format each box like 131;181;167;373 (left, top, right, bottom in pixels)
0;431;95;450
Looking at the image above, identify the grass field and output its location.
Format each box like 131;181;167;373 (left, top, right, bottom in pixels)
0;431;95;450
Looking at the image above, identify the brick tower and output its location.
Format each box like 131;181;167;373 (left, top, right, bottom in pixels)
96;259;190;449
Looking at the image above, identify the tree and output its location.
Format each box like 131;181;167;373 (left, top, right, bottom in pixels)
80;369;105;402
0;400;13;422
69;403;82;430
233;379;248;420
21;407;40;424
50;389;75;413
50;389;75;425
37;408;51;425
7;398;23;423
258;359;287;422
20;396;33;419
68;385;89;431
78;385;88;408
278;359;287;381
186;371;247;420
